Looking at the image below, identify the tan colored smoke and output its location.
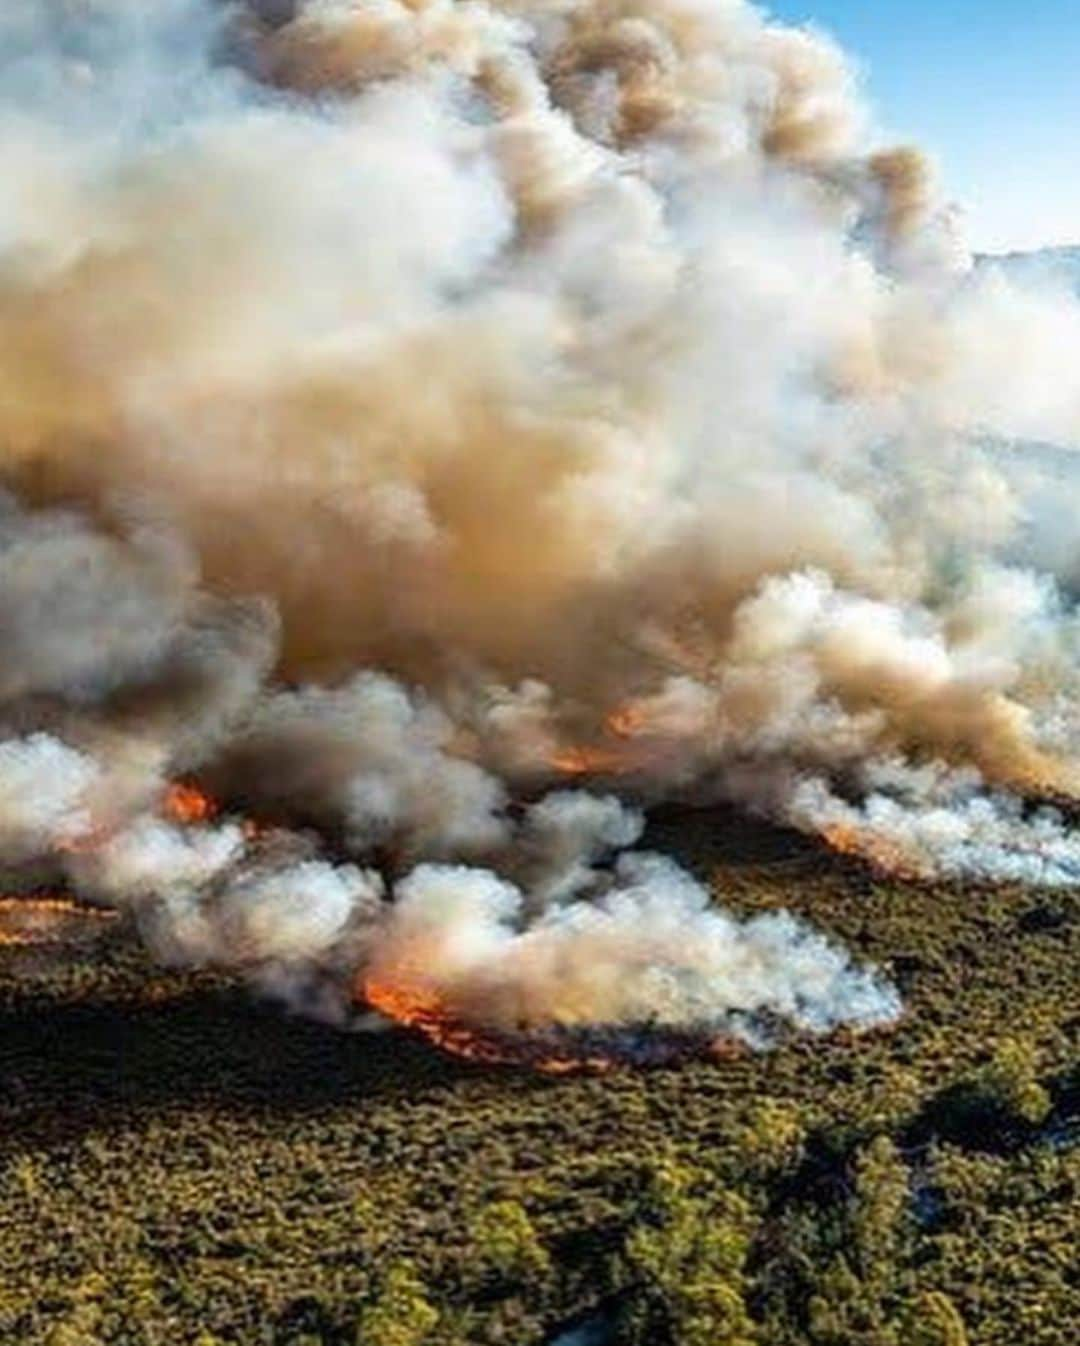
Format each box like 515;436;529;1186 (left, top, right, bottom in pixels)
1;0;1080;1050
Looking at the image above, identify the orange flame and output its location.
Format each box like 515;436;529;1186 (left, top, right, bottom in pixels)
549;744;628;777
0;895;116;947
164;781;273;842
606;703;648;738
163;782;216;825
360;974;745;1074
363;976;523;1066
547;700;658;778
362;975;616;1074
55;779;220;859
821;822;926;879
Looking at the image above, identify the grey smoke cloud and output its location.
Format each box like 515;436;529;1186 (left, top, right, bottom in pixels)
2;0;1080;1050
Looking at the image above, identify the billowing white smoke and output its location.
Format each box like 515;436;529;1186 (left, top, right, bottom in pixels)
368;852;900;1042
787;763;1080;889
1;0;1080;1049
0;736;101;860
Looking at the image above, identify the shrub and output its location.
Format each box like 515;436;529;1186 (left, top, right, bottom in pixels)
356;1262;439;1346
620;1158;757;1346
469;1199;551;1285
902;1291;969;1346
972;1041;1052;1128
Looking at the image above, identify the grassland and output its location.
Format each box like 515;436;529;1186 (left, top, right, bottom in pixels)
1;806;1076;1345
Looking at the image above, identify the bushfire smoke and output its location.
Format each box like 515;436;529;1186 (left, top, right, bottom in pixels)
2;0;1079;1062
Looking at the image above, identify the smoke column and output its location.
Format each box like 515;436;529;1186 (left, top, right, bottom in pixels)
2;0;1080;1056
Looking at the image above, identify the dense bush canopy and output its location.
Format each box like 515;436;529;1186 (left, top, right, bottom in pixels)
1;807;1076;1344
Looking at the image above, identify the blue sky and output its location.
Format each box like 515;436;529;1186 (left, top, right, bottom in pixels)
768;1;1080;253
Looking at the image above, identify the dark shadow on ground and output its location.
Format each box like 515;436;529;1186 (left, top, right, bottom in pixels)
0;982;484;1151
643;801;819;870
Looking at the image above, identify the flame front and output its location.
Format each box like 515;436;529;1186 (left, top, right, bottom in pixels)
549;744;629;777
0;895;116;947
2;782;221;947
362;975;535;1067
363;972;627;1073
361;974;745;1074
822;823;928;879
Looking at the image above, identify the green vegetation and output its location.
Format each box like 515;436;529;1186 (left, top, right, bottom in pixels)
355;1263;439;1346
1;806;1076;1344
469;1200;551;1285
619;1157;756;1345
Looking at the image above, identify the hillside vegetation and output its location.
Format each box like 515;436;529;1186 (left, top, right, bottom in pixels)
1;807;1076;1345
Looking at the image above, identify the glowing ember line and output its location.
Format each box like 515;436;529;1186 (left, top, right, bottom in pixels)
0;895;117;947
363;976;532;1067
362;975;749;1073
821;823;928;880
549;744;631;777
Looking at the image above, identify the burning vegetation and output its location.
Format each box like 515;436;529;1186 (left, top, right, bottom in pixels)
162;782;217;827
2;803;1075;1346
0;0;1080;1075
361;971;756;1073
0;0;1077;1339
0;895;116;948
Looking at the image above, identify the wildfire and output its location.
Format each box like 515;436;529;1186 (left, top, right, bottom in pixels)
822;822;926;880
606;703;648;738
548;703;649;777
549;743;628;777
163;781;217;825
362;976;534;1067
362;974;747;1073
165;781;271;843
0;895;116;947
57;778;220;856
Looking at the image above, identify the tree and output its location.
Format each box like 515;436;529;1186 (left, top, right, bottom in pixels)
799;1137;912;1346
807;1254;894;1346
972;1040;1051;1128
851;1136;909;1287
738;1099;806;1176
620;1157;757;1346
902;1291;969;1346
469;1199;550;1285
45;1304;104;1346
356;1262;439;1346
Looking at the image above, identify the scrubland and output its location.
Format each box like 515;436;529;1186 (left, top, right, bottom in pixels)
1;807;1075;1345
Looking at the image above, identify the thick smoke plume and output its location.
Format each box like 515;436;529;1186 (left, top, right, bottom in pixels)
2;0;1080;1058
